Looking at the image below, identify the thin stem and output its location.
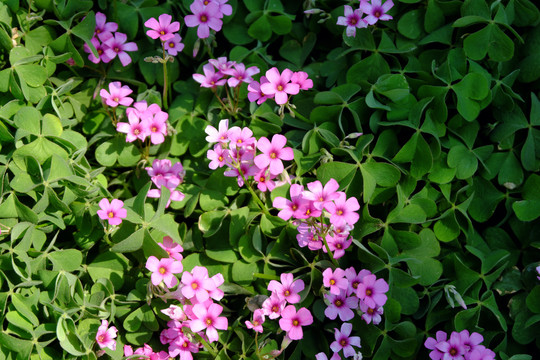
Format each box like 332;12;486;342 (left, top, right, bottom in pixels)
224;85;235;114
212;88;230;112
197;335;218;357
255;332;261;358
238;169;270;216
162;43;169;110
319;214;339;267
290;107;310;123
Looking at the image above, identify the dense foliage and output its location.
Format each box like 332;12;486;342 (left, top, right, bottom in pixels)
0;0;539;359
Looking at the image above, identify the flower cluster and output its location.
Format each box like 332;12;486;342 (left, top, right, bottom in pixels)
424;330;496;360
144;14;184;56
138;238;228;359
185;0;232;38
116;100;170;145
205;119;293;191
145;159;186;208
245;273;313;341
193;57;260;89
248;67;313;106
337;0;394;37
83;12;137;65
273;178;359;259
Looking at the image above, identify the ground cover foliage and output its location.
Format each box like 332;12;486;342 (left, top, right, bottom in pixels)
0;0;539;359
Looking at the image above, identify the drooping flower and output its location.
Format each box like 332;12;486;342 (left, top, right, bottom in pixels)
145;256;183;288
99;81;134;107
267;273;305;304
184;1;223;38
330;323;361;358
189;302;228;343
145;14;180;42
359;0;394;25
337;5;368;37
260;67;299;105
159;236;184;261
102;32;138;66
245;309;265;333
97;198;127;226
254;134;294;175
278;305;313;340
161;304;187;321
96;320;118;350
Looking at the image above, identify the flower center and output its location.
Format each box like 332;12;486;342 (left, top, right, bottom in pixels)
151;126;158;132
292;320;299;326
337;210;343;215
191;282;198;289
306;209;311;215
336;243;342;249
253;320;259;326
169;42;175;48
96;29;101;34
350;18;357;25
97;335;105;342
200;15;208;22
340;339;347;347
352;281;359;289
449;348;457;356
237;139;242;144
218;156;224;161
160;30;165;35
260;176;265;182
114;47;120;53
284;290;290;296
204;0;209;4
292;205;298;211
98;49;103;55
108;211;114;218
159;267;166;274
206;318;213;326
182;342;189;348
329;279;336;285
335;300;342;307
277;85;284;91
366;289;373;296
375;10;382;17
272;305;279;312
134;129;140;135
113;97;119;102
270;152;277;159
367;308;375;315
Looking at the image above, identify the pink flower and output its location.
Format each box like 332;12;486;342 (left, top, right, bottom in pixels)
254;167;276;192
190;302;228;343
330;323;361;358
222;63;260;87
97;198;127;226
95;12;118;40
345;268;372;296
102;32;138;66
360;301;383;325
146;256;183;288
291;71;313;91
303;178;340;210
145;14;180;42
208;57;236;74
325;234;353;259
260;67;300;105
254;134;294;175
165;33;184;56
145;110;169;145
324;192;360;227
424;331;448;360
126;100;161;118
278;305;313;340
337;5;368;37
159;236;184;261
193;63;227;88
181;266;216;302
261;293;286;319
161;304;187;321
316;353;341;360
147;178;185;208
205;119;230;143
245;309;265;333
468;346;496;360
296;223;323;250
213;0;233;16
322;268;348;295
435;332;466;360
184;1;223;38
247;76;271;104
356;274;388;308
84;36;111;64
116;112;149;142
168;335;199;358
324;290;358;321
267;273;305;304
359;0;394;25
99;81;134;107
207;144;230;169
96;320;117;350
228;126;256;149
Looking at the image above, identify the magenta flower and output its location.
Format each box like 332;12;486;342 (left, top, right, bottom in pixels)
359;0;394;25
207;144;230;169
213;0;233;16
144;110;169;145
356;274;389;308
96;320;118;350
145;14;180;42
325;233;353;259
193;63;227;88
165;33;184;56
168;335;199;358
97;198;127;226
324;192;360;227
425;331;448;360
146;159;185;184
345;267;372;296
330;323;361;358
254;134;294;175
181;266;216;302
324;290;358;321
279;305;313;340
247;76;271;105
95;12;118;40
316;353;341;360
267;273;305;304
190;302;228;343
360;301;383;325
337;5;368;37
184;1;223;38
99;81;134;107
126;100;161;119
260;67;300;105
254;167;276;192
459;330;484;353
468;346;496;360
303;178;340;210
102;32;138;66
84;36;110;64
228;126;256;149
208;56;236;74
116;112;149;142
245;309;265;333
435;331;466;360
273;184;310;221
222;63;260;87
145;256;183;288
322;268;349;295
261;293;286;319
291;71;313;91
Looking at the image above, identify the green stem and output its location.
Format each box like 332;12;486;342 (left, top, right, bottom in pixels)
238;169;270;216
255;332;261;358
319;215;339;267
162;43;169;110
253;273;280;280
291;107;310;122
197;335;218;357
212;88;229;111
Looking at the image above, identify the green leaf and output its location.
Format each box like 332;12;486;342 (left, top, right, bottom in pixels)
447;144;477;179
397;10;423;39
48;249;82;272
198;210;228;237
248;15;272;41
87;252;130;290
15;64;48;87
111;228;145;253
513;200;540;221
464;24;514;62
232;260;258;284
316;162;357;187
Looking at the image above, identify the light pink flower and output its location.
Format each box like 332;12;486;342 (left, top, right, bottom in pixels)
278;305;313;340
146;110;169;145
207;144;230;169
360;301;383;325
181;266;216;302
169;335;199;358
424;331;448;360
184;1;223;38
267;273;305;304
145;14;180;42
273;184;310;221
161;304;187;321
337;5;368;37
228;126;256;149
291;71;313;91
102;32;138;66
116;112;149;142
325;234;353;259
245;309;265;333
222;63;260;87
260;67;299;105
262;293;286;319
96;320;117;350
435;331;467;360
330;323;361;358
208;57;236;74
356;274;388;308
193;63;227;88
84;36;110;64
146;256;183;288
205;119;230;143
254;167;276;192
359;0;394;25
97;198;127;226
247;76;271;104
303;178;340;210
324;192;360;227
94;12;118;40
345;267;372;296
165;34;184;56
322;268;348;295
159;236;184;261
315;352;341;360
190;302;228;343
99;81;134;107
126;101;161;118
324;290;358;321
254;134;294;175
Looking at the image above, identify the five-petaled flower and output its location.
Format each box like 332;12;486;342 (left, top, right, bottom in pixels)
97;198;127;226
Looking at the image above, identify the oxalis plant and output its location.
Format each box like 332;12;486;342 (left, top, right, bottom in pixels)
0;0;539;359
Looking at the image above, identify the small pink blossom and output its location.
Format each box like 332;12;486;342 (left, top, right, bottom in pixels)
228;126;256;149
337;6;368;37
95;12;118;40
116;112;149;142
205;119;230;143
324;192;360;227
245;309;265;333
208;57;236;74
145;14;180;42
254;134;294;175
181;266;216;302
161;304;187;321
303;178;340;210
247;76;271;105
190;302;228;343
267;273;305;304
184;1;223;38
360;301;383;325
145;256;183;288
97;198;127;226
165;33;185;56
99;81;134;107
193;63;227;88
322;268;349;295
291;71;313;90
260;67;299;105
324;290;358;321
278;305;313;340
222;63;260;87
207;144;230;169
330;323;361;358
159;236;184;261
359;0;394;25
356;274;388;308
96;320;117;350
84;36;110;64
325;234;353;259
261;293;286;319
102;32;138;66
